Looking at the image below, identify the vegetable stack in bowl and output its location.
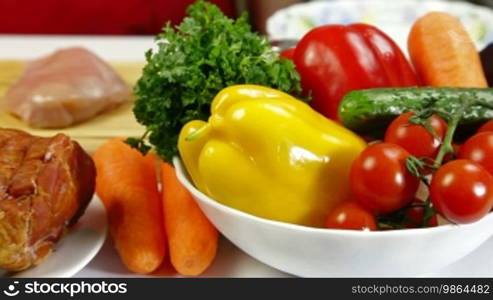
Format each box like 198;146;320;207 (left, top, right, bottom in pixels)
93;0;493;277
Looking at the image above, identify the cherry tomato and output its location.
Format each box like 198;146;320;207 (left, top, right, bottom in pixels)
459;132;493;175
325;202;377;231
430;159;493;224
478;120;493;133
384;112;447;159
350;143;420;214
403;200;439;228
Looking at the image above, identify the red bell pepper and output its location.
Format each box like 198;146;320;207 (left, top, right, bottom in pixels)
280;47;296;60
294;23;419;120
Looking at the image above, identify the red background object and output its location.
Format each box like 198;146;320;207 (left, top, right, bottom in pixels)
0;0;236;35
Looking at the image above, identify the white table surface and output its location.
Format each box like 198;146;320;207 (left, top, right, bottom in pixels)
2;35;493;278
77;235;493;278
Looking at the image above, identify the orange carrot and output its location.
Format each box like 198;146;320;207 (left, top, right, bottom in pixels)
408;11;487;87
93;139;166;274
160;162;218;276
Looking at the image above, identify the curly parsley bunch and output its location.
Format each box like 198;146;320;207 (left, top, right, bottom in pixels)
128;0;304;162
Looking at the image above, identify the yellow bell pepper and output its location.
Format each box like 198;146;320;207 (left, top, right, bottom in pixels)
178;85;366;227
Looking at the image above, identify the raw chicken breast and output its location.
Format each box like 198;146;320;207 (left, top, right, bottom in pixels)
4;47;131;128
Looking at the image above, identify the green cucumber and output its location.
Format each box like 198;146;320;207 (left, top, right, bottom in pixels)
338;87;493;138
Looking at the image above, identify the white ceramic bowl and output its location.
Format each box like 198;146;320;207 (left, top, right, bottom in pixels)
174;157;493;277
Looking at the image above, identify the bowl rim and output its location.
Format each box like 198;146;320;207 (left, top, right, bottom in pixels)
173;156;493;237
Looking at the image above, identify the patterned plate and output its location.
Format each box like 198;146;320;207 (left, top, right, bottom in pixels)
267;0;493;51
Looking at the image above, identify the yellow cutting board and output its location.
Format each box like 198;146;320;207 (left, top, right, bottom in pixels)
0;60;146;153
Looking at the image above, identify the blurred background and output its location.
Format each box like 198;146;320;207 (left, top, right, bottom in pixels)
1;0;492;36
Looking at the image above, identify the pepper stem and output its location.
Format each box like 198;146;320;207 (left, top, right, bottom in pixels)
185;124;211;142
